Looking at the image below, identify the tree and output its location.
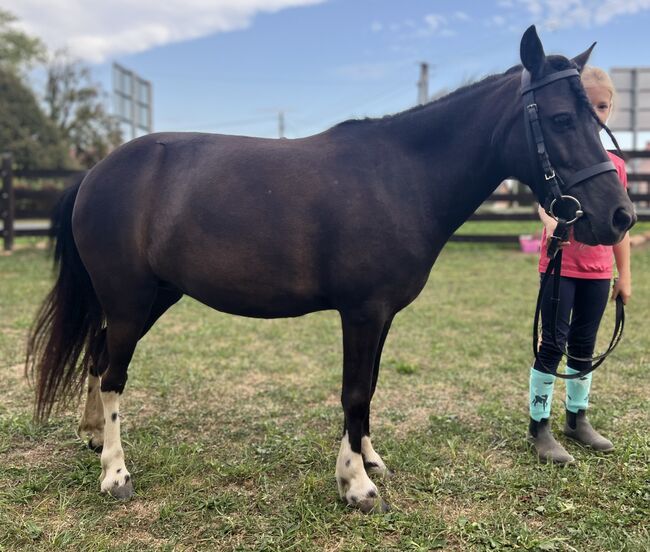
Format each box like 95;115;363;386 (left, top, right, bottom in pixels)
0;68;69;169
44;51;122;168
0;9;68;168
0;11;122;169
0;8;46;75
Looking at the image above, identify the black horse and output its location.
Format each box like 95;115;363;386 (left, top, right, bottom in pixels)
27;26;635;512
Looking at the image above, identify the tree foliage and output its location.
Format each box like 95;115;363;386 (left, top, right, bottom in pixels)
0;9;46;75
0;68;69;169
45;51;122;168
0;8;68;168
0;10;122;169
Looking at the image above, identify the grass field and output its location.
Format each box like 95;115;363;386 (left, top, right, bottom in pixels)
1;237;649;551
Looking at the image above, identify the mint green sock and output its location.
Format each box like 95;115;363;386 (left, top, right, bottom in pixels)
565;366;592;413
529;367;556;421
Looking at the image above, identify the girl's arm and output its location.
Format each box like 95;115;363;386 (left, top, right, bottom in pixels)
612;232;631;304
538;204;570;249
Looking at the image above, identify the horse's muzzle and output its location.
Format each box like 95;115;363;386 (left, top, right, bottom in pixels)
613;207;636;234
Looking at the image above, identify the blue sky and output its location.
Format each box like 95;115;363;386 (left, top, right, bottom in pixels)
7;0;650;146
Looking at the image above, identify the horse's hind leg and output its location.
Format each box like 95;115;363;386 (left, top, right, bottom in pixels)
78;329;108;452
336;309;390;513
96;286;157;499
79;286;182;455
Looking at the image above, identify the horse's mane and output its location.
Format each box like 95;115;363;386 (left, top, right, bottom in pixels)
333;64;522;130
332;55;623;157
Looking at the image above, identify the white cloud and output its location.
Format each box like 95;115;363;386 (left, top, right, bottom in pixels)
370;20;383;32
594;0;650;24
509;0;650;29
424;13;448;32
2;0;326;63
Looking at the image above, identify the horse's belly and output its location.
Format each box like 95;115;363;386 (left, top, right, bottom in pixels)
183;284;329;319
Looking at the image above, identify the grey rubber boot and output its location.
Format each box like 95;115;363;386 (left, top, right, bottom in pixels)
564;409;614;452
527;418;575;465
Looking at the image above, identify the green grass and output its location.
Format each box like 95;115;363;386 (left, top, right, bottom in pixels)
1;238;649;551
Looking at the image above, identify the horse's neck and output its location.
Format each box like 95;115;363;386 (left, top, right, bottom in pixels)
386;74;518;242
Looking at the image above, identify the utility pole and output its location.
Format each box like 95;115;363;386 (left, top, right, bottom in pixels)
278;110;285;138
417;62;429;105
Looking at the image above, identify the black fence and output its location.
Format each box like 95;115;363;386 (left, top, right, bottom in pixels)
2;151;650;251
1;155;84;250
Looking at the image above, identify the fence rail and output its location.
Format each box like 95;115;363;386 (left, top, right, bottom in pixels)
1;161;84;250
2;151;650;250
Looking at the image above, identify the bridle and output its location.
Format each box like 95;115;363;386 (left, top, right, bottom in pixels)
521;67;625;380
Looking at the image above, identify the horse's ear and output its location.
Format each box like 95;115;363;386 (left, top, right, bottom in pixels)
520;25;546;78
572;42;596;73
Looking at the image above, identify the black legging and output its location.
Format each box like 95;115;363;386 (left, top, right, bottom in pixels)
534;275;611;374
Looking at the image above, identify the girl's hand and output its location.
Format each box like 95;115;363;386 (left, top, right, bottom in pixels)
611;277;632;304
544;223;570;251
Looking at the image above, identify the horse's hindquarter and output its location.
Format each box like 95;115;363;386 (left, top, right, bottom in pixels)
78;132;435;318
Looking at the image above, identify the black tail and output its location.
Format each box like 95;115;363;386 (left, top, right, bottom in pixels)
26;173;105;421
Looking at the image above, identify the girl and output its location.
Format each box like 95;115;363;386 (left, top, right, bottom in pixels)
527;66;632;464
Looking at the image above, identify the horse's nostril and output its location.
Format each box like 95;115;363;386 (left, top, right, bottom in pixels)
613;208;635;232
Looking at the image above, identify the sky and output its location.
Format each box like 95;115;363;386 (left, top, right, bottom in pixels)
5;0;650;147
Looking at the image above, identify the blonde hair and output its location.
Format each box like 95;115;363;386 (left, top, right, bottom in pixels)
581;65;616;110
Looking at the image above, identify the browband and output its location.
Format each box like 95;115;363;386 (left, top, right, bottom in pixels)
521;68;580;95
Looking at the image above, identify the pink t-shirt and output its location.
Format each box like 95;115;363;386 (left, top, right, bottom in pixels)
538;152;627;280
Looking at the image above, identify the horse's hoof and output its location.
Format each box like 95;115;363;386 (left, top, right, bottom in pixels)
364;462;393;479
356;496;390;514
108;478;134;500
87;438;103;454
347;490;390;514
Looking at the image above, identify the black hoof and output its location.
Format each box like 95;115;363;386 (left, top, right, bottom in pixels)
357;497;390;514
349;494;390;514
88;439;103;454
108;478;134;500
364;462;393;478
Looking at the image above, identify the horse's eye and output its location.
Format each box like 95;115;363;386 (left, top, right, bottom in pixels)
552;114;574;129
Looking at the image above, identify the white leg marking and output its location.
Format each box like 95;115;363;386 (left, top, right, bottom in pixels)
335;432;385;513
78;375;104;449
99;391;133;499
361;436;390;477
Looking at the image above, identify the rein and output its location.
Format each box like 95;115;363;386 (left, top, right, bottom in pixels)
521;67;625;380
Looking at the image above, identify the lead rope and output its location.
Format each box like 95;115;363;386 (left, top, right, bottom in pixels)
532;220;625;380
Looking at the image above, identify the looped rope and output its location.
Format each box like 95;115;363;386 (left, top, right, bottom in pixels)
532;220;625;380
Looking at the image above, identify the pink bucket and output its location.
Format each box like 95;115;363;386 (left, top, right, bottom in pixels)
519;234;541;253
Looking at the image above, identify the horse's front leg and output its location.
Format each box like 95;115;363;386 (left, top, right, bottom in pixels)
362;318;393;478
336;310;390;514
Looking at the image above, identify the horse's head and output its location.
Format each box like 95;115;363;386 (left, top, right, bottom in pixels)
504;25;636;246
